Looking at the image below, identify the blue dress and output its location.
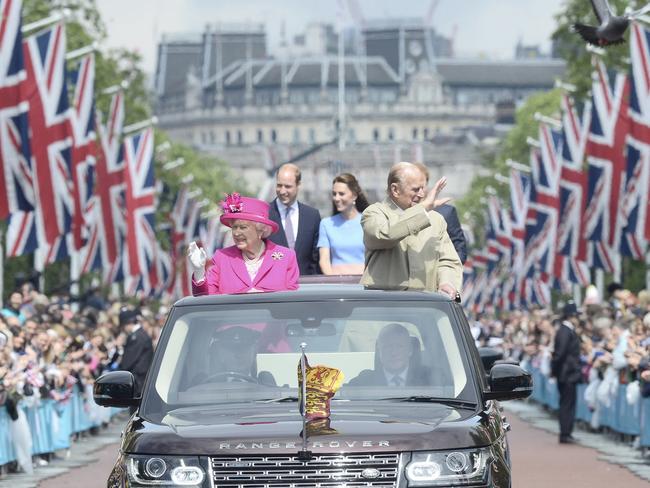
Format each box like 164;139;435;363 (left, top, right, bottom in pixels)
317;213;365;266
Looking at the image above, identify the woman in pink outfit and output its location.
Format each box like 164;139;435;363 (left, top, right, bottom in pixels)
188;194;299;295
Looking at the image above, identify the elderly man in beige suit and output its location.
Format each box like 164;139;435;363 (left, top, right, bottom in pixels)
361;162;462;297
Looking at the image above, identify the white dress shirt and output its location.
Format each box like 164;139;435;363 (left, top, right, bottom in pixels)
276;199;299;242
383;368;408;386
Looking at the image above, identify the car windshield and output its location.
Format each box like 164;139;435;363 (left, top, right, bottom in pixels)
141;300;478;418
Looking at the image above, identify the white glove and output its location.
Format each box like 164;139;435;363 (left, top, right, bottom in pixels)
187;241;207;282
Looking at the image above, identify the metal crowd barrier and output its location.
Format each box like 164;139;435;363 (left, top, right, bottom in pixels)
0;393;124;467
527;367;650;447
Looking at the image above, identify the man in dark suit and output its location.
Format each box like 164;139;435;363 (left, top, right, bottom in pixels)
268;163;321;275
434;203;467;264
551;302;582;444
348;323;431;387
119;308;154;401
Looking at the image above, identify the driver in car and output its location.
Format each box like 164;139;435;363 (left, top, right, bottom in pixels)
348;323;431;387
209;326;276;386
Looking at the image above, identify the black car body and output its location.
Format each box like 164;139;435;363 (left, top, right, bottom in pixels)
95;285;531;487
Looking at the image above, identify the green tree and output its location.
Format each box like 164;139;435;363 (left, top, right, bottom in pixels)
551;0;640;99
458;0;650;293
457;90;562;236
3;0;243;299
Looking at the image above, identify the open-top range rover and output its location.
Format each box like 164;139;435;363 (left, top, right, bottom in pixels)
95;284;531;487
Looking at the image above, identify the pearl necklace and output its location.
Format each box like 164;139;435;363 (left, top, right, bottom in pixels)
243;242;265;263
243;243;265;280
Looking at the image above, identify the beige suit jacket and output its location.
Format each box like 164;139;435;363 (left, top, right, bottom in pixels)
360;199;463;292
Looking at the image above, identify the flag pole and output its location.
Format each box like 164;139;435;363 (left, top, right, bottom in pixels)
298;342;312;462
21;10;70;34
70;243;81;313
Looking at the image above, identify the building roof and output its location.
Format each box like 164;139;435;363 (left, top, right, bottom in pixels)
436;59;566;87
219;56;401;89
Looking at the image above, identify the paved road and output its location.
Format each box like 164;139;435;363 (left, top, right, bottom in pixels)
37;444;118;488
35;408;650;487
507;412;648;487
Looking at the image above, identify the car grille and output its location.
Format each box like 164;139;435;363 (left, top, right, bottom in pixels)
210;452;401;487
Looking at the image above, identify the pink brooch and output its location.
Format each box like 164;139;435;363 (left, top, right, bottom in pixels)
220;192;243;213
271;251;284;260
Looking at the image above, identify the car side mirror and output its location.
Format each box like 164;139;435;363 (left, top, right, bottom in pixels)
93;371;139;408
478;347;503;372
484;363;533;401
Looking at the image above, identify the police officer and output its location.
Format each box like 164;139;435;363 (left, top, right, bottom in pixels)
119;308;154;401
551;302;582;444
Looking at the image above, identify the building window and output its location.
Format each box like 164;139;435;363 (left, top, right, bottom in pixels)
412;128;418;140
225;130;231;146
210;131;216;144
257;129;263;143
348;128;356;144
388;128;394;141
373;128;379;142
237;130;243;145
293;128;301;144
201;132;207;144
308;128;316;144
271;129;277;143
423;128;430;140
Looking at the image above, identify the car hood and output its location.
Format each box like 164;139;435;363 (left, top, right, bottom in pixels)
123;401;498;455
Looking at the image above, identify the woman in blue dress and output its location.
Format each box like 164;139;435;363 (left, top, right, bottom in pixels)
317;173;370;275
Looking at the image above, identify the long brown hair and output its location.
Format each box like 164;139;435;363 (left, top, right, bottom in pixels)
331;173;370;215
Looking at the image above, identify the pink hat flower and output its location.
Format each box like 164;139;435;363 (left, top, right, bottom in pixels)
221;193;244;214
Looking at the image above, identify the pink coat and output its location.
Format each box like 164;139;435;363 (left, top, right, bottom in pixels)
192;240;299;296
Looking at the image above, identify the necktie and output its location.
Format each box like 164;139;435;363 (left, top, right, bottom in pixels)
284;206;295;249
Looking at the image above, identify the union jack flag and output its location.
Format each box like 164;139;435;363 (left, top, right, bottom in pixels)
167;187;191;297
473;270;490;314
558;95;591;262
486;196;512;266
461;256;476;309
5;210;37;257
122;127;157;296
173;196;204;296
623;22;650;258
619;140;649;259
21;23;74;261
154;240;173;298
0;0;34;221
79;92;125;282
501;273;521;311
552;95;592;287
69;53;97;250
520;148;553;306
584;60;629;272
198;213;221;257
531;123;562;281
524;275;551;308
508;167;530;275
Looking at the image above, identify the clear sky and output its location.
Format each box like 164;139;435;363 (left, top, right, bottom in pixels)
97;0;566;74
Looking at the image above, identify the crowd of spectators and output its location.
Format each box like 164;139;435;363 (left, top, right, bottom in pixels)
470;284;650;437
0;282;165;474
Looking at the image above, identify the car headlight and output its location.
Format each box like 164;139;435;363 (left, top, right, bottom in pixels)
126;455;205;486
405;448;490;486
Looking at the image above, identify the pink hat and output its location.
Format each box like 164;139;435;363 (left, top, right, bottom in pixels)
219;193;279;234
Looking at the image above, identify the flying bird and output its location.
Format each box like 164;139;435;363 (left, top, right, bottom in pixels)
573;0;650;46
